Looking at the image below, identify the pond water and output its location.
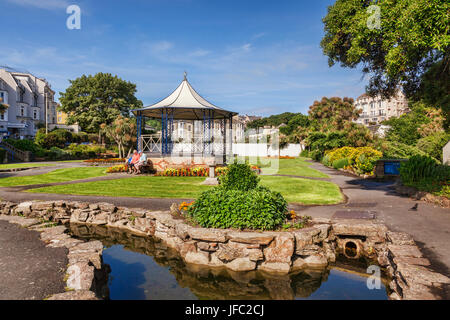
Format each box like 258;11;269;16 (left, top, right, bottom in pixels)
69;224;389;300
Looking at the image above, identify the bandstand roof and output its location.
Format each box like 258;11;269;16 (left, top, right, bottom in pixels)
132;73;237;120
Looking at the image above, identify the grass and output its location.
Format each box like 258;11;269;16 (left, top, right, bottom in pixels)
0;167;108;187
12;157;343;205
29;176;212;199
259;157;329;178
29;174;343;205
259;175;343;205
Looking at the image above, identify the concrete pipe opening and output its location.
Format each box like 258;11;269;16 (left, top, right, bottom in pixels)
343;240;361;259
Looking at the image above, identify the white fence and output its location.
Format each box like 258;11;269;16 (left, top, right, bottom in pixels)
232;143;304;157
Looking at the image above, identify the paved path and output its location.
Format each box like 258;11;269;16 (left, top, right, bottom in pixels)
0;220;67;300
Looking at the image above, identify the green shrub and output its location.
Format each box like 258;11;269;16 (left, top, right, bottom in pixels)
218;162;260;191
66;144;106;159
35;128;71;149
349;147;383;174
327;146;356;163
45;147;70;160
416;132;450;162
187;186;287;230
379;140;428;160
400;155;450;197
333;158;349;169
321;154;331;167
309;150;322;161
300;150;310;158
400;155;442;183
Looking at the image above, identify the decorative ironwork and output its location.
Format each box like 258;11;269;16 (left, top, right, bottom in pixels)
137;110;233;159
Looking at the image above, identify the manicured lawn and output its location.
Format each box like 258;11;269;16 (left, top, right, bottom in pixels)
29;176;212;199
259;175;343;205
0;167;107;187
260;157;329;178
29;174;343;205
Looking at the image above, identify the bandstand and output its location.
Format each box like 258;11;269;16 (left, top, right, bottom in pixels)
132;73;237;168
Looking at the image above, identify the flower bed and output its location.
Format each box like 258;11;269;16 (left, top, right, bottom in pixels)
155;166;260;177
106;164;128;173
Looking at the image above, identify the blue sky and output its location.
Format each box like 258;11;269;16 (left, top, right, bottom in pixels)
0;0;367;116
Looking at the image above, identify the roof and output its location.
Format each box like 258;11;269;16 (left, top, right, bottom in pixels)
132;74;237;120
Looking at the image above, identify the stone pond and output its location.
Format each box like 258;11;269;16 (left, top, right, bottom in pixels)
0;200;449;300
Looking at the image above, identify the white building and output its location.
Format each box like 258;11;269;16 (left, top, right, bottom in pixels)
354;91;409;126
0;67;57;138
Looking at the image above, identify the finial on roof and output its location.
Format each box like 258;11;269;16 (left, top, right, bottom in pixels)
184;71;187;80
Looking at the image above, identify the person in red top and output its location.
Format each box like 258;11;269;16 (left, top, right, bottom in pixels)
129;150;140;174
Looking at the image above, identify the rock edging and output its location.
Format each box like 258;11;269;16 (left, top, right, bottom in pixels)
1;199;449;300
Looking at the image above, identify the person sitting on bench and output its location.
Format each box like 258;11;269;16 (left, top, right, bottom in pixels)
135;150;147;174
125;154;133;172
129;150;140;174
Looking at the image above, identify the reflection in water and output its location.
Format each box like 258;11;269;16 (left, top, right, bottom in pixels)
69;224;389;300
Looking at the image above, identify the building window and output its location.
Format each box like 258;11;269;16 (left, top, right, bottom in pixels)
0;109;7;121
0;91;8;105
20;106;26;117
18;88;25;102
33;108;38;120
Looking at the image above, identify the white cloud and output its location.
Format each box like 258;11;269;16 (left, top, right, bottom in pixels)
5;0;69;10
146;41;174;53
189;49;211;57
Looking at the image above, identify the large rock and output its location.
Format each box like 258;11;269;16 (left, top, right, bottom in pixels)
226;257;256;272
66;262;95;291
39;226;67;241
387;232;415;246
227;231;274;245
292;228;320;253
218;242;263;262
303;254;328;268
14;201;33;216
47;290;98;300
332;220;387;239
197;241;219;252
188;227;228;243
263;233;294;264
31;201;55;211
184;250;210;265
68;250;103;270
388;245;423;258
296;244;322;256
259;262;291;274
291;257;306;271
70;209;90;223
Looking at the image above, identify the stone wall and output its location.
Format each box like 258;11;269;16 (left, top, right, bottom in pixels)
1;200;449;300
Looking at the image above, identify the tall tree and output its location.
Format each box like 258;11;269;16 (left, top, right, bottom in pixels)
308;97;360;131
100;116;137;158
320;0;449;120
59;73;142;133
